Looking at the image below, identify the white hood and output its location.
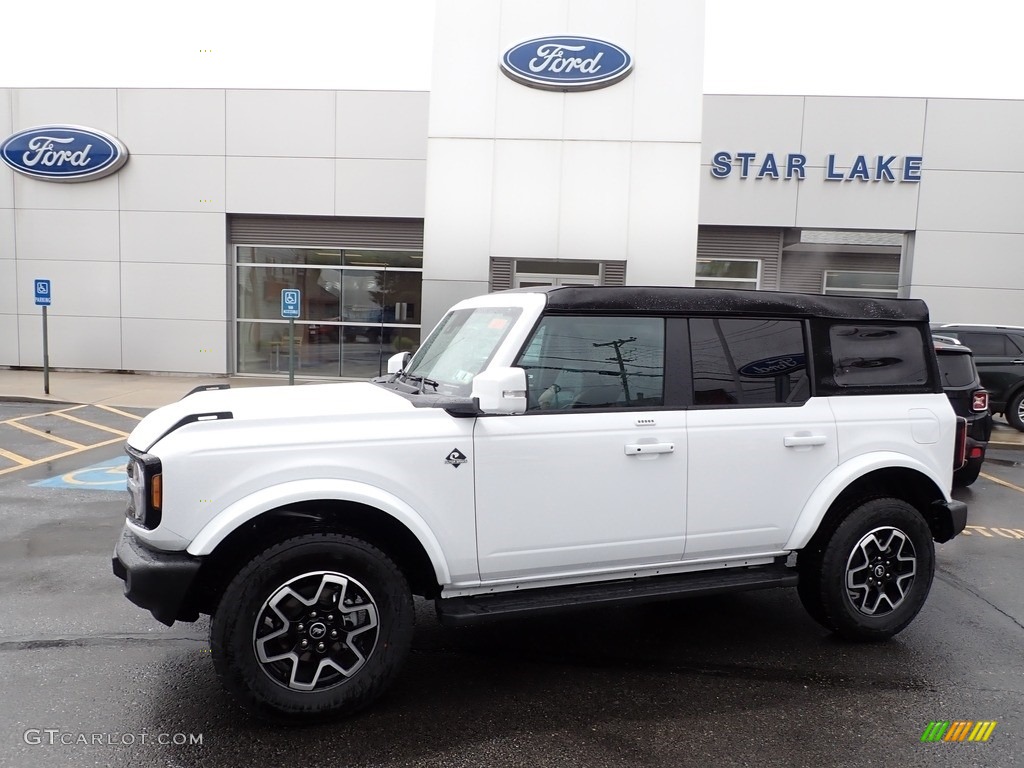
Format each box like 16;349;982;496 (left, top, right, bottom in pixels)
127;382;413;453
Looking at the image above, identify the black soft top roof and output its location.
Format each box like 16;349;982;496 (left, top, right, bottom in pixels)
520;286;929;322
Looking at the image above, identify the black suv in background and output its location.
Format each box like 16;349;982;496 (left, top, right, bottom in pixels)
933;324;1024;432
933;337;992;486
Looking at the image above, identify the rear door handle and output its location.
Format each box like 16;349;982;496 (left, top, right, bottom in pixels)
624;442;675;455
784;435;827;448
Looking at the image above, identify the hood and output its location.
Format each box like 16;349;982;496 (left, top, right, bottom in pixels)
127;382;413;453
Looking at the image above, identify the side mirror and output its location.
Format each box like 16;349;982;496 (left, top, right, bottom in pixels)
387;351;411;374
471;367;528;415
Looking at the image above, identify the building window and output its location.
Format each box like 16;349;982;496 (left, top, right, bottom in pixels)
235;246;422;378
822;271;898;298
695;259;760;290
490;258;626;291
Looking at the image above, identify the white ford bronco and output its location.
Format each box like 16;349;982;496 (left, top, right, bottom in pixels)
113;286;967;721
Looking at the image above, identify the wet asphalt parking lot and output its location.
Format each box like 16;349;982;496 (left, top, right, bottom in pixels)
0;401;1021;768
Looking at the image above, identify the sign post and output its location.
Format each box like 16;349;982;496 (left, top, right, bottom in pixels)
34;279;51;395
281;289;301;385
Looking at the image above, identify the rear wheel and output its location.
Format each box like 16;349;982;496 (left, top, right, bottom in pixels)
798;498;934;641
1007;390;1024;432
210;533;413;722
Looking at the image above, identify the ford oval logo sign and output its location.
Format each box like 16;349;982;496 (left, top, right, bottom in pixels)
0;125;129;182
500;36;633;91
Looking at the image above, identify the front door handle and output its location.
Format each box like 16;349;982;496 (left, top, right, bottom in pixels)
624;442;675;455
784;434;827;448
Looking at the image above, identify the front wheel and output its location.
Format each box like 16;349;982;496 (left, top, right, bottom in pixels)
1007;390;1024;432
798;498;935;641
210;533;414;722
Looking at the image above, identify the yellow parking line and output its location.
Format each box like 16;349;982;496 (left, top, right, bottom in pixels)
0;447;31;466
6;420;85;449
980;472;1024;495
52;410;129;437
95;404;144;421
0;436;125;477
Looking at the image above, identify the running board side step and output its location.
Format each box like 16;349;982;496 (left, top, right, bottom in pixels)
435;564;798;627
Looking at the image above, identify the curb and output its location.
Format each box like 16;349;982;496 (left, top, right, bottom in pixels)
0;395;78;406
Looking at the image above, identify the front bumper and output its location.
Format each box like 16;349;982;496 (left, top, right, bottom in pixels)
930;499;969;543
112;527;201;626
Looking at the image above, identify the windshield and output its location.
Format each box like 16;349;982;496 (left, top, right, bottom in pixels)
402;306;522;395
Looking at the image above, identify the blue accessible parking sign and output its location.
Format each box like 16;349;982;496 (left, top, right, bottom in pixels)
34;279;51;306
281;289;300;318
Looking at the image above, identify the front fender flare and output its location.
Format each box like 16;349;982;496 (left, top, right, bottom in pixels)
784;452;949;551
185;479;452;585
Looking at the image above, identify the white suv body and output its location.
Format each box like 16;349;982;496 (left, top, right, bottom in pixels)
113;287;966;722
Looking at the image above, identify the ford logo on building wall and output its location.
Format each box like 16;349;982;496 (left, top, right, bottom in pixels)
500;36;633;91
0;125;129;182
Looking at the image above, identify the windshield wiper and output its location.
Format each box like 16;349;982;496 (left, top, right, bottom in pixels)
400;372;439;393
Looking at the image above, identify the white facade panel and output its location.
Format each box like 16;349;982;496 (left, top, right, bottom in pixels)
120;212;226;264
0;209;13;260
11;89;118;133
0;258;16;315
428;0;501;138
558;141;631;260
119;155;225;213
632;0;704;143
334;159;426;218
800;97;926;164
699;172;799;227
628;142;701;286
15;209;120;262
489;140;561;260
0;90;11;209
121;263;227;322
494;76;567;141
701;95;804;165
0;163;11;209
0;314;18;365
911;230;1024;291
419;279;490;339
117;89;226;156
335;91;429;160
917;170;1024;234
226;90;336;158
924;99;1024;172
910;285;1021;327
18;260;121;318
18;315;121;369
13;173;119;211
422;139;494;281
226;157;335;216
794;167;921;231
122;319;227;374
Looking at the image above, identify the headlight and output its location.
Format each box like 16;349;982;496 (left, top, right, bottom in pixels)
125;449;163;530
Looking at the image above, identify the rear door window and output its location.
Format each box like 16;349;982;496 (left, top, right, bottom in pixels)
830;325;928;387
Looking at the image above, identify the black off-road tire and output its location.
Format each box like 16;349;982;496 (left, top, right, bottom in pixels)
1007;390;1024;432
210;533;414;723
798;498;935;641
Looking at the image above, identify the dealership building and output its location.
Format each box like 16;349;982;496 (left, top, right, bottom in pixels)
1;1;1021;379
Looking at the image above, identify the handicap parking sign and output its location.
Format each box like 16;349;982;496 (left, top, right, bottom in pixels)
281;289;300;318
34;279;51;306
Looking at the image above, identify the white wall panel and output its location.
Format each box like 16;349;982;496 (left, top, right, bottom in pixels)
18;315;121;369
558;141;630;260
429;0;502;138
227;90;335;158
911;230;1024;290
422;139;494;281
226;157;334;216
13;173;119;211
335;91;429;160
0;90;11;209
801;97;926;163
0;209;13;260
118;89;225;156
15;210;119;261
120;212;226;264
0;314;18;365
699;171;799;227
632;0;704;143
701;96;804;165
17;260;120;318
494;78;566;141
12;89;118;133
924;99;1024;172
917;170;1024;234
119;155;225;213
0;259;16;315
795;167;920;231
910;285;1022;326
419;279;490;340
628;143;701;286
121;319;227;373
334;159;426;218
489;140;561;260
121;263;226;321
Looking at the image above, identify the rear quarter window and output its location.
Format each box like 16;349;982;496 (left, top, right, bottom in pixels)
830;325;929;387
936;352;976;388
